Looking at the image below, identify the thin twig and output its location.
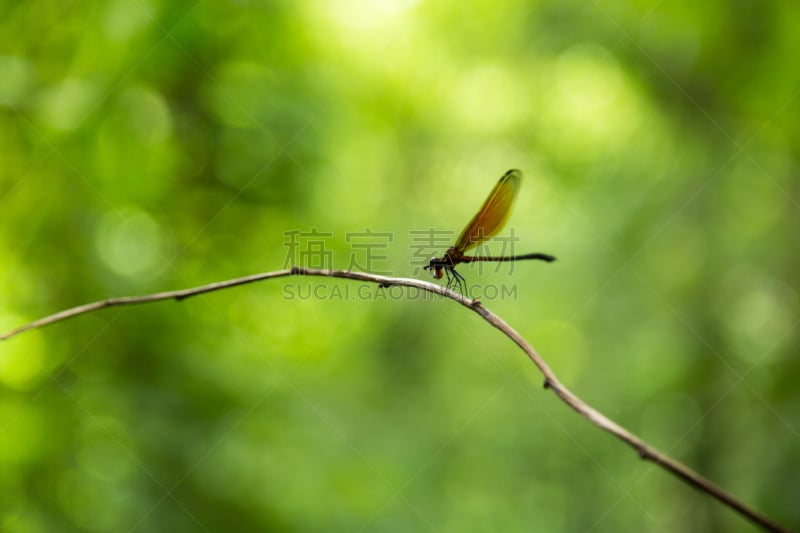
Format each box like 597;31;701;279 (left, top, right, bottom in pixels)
0;267;792;533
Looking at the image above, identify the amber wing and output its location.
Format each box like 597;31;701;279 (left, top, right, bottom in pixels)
454;169;521;252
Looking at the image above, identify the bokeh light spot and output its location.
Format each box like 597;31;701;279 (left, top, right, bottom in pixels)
322;0;420;31
0;400;48;463
1;512;46;533
203;61;270;129
57;469;126;532
36;78;99;131
94;209;163;278
122;86;172;144
0;55;36;108
448;64;530;133
543;43;645;155
77;417;135;483
556;44;622;112
0;318;46;390
103;0;155;41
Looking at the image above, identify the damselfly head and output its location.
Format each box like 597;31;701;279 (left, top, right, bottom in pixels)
424;257;444;279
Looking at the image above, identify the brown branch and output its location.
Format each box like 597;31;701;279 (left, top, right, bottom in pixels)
0;267;792;533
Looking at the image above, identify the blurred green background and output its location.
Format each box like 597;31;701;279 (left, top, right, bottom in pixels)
1;0;799;531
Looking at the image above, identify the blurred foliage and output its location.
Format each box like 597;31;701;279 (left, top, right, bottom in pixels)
1;0;799;531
